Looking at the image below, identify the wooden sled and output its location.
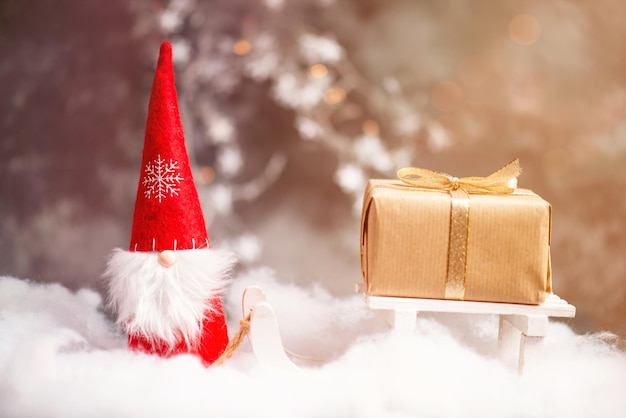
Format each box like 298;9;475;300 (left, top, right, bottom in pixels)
242;286;298;371
242;285;576;373
356;283;576;373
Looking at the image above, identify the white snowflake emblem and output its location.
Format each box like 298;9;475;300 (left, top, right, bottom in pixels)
142;154;184;203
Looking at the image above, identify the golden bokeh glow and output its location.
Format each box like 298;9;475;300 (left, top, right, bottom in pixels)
233;39;252;56
509;14;542;46
308;64;329;79
324;87;346;104
362;119;380;135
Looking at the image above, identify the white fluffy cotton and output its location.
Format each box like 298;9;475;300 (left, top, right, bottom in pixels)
1;272;626;418
103;248;236;346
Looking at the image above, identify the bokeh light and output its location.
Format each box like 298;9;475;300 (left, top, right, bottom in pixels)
509;14;542;46
362;119;380;135
308;64;328;79
324;87;346;104
198;166;215;184
233;39;252;56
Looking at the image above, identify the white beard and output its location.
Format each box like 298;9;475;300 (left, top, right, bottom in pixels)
103;248;237;346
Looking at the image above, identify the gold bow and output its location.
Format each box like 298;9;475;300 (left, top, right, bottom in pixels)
396;158;521;195
395;158;522;300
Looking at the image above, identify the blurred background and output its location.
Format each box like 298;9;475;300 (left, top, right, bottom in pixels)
0;0;624;337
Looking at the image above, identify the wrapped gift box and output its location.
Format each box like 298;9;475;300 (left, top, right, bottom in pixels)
359;162;552;305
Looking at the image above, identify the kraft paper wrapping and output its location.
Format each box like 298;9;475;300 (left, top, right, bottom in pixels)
360;180;552;305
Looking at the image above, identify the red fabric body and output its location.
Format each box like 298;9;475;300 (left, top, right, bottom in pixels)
129;42;209;252
128;298;229;366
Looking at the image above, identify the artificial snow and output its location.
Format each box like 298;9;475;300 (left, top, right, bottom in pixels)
1;271;625;418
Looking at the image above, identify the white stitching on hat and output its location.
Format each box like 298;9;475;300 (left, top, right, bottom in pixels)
141;155;184;203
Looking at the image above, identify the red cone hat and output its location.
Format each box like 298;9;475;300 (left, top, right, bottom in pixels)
104;42;236;367
130;42;209;253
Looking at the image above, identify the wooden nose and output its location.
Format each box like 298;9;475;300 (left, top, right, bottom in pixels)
158;250;177;267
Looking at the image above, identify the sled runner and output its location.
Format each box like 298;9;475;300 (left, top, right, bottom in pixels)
242;286;299;371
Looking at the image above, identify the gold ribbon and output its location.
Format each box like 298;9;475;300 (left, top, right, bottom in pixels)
397;158;522;300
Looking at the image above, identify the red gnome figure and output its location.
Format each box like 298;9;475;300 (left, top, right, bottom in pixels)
104;42;236;365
